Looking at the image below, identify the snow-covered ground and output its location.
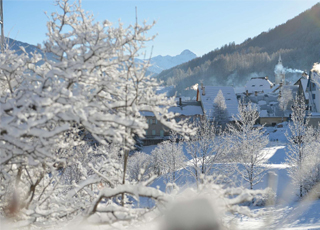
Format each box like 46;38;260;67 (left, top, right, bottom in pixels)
140;124;320;230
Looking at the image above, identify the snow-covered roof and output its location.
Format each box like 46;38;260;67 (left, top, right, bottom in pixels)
169;101;203;116
258;100;267;106
198;86;238;121
260;110;268;117
140;101;203;117
245;77;274;93
269;101;278;106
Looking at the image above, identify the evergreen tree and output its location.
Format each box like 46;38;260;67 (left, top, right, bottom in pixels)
212;90;228;127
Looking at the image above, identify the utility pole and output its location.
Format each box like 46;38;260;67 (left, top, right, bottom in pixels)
0;0;4;52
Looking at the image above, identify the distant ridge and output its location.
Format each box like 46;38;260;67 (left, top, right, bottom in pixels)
156;3;320;96
138;49;197;74
4;37;41;55
3;38;196;77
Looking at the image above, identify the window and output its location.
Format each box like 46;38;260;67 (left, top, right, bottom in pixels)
145;130;148;135
160;130;164;137
313;94;316;100
152;130;156;136
252;85;255;87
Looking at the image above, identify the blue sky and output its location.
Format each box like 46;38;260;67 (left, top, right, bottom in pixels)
3;0;320;57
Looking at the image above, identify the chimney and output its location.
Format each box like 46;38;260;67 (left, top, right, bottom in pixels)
265;76;268;80
302;71;308;78
246;90;249;96
179;97;182;106
202;87;206;95
280;82;283;88
255;91;258;96
201;83;203;90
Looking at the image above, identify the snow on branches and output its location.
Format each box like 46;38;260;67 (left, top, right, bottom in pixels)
0;0;194;226
224;101;269;189
285;96;320;197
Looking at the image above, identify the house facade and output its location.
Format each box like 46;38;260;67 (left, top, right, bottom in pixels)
141;100;203;145
306;70;320;113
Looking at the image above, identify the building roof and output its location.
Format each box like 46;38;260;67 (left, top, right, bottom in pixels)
245;77;274;93
294;76;309;100
238;87;297;118
198;86;238;121
140;101;203;117
169;101;203;116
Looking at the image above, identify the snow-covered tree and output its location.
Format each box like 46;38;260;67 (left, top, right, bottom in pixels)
224;101;269;189
0;44;39;96
0;0;195;226
278;87;293;121
298;128;320;195
151;133;185;184
285;96;313;197
40;0;195;200
127;151;153;182
185;117;225;187
212;89;228;127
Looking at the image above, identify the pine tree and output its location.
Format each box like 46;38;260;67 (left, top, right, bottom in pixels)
278;87;293;121
212;90;228;127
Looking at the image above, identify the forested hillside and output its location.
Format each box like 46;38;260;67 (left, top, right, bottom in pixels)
157;3;320;96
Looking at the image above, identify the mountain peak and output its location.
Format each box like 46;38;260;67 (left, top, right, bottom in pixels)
180;49;196;57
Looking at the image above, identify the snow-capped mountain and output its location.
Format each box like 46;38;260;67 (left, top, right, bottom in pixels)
5;37;41;55
140;49;197;74
4;37;57;63
4;38;196;76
